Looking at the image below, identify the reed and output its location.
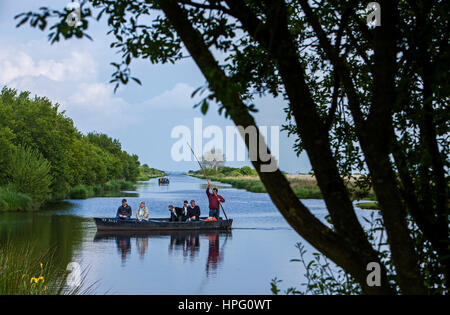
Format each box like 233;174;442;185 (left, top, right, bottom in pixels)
0;186;33;211
0;240;94;295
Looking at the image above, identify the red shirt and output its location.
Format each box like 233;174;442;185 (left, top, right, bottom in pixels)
206;188;225;210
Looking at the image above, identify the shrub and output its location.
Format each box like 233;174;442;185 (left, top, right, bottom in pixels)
5;145;52;208
240;166;257;176
0;186;33;211
229;170;242;177
119;180;135;190
69;185;94;199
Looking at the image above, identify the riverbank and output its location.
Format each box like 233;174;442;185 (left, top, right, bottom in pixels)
68;180;136;199
136;165;167;181
354;202;380;210
0;88;157;212
188;172;376;200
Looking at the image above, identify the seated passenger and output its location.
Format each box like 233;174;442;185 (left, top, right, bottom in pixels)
179;200;189;221
168;205;180;222
186;200;200;222
116;199;132;220
136;201;149;221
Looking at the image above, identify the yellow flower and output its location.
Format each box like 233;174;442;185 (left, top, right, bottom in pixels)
40;263;43;269
30;276;45;284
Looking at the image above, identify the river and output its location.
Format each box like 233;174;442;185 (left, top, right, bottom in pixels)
0;174;375;294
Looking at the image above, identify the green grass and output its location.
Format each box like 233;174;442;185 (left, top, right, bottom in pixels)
68;185;95;199
190;174;375;200
68;180;136;200
0;186;33;211
355;202;380;210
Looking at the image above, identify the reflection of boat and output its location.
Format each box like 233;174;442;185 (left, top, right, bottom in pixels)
93;230;231;269
94;217;233;231
158;177;170;185
93;229;231;241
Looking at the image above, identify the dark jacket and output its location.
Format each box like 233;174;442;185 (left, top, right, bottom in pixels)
174;207;186;218
206;188;225;210
117;205;132;217
169;211;179;222
187;205;200;221
170;207;185;222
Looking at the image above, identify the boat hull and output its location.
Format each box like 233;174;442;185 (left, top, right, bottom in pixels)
93;217;232;231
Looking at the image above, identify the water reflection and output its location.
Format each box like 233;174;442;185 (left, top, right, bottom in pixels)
94;230;231;274
169;231;200;260
116;235;131;264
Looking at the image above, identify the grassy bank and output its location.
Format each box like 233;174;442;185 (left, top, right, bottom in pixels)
190;173;323;199
355;202;380;210
68;180;136;199
1;179;138;210
188;167;376;200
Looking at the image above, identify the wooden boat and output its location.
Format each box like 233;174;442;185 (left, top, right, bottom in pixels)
93;217;233;231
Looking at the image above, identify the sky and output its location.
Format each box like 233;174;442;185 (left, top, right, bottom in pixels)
0;0;312;173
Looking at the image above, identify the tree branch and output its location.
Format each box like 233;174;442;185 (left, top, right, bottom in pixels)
158;0;393;294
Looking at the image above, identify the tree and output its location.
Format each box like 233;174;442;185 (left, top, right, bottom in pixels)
201;148;225;171
0;87;143;200
16;0;449;294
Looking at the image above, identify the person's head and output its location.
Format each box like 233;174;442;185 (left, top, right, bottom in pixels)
168;205;174;211
184;200;188;207
213;188;218;195
190;200;196;207
140;201;145;208
122;199;127;206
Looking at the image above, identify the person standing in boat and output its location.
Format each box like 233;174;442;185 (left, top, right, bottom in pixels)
136;201;149;221
116;199;132;220
186;200;200;222
206;183;225;220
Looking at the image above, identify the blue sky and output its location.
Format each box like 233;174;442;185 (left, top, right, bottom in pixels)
0;1;312;173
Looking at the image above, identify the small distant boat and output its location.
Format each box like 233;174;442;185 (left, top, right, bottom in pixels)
93;217;233;231
158;177;170;185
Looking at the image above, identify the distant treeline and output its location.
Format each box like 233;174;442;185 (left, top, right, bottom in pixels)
0;87;163;210
188;166;258;177
137;164;167;181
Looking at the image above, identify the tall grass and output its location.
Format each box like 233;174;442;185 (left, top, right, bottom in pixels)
0;240;94;295
0;186;33;211
69;185;95;199
68;180;136;199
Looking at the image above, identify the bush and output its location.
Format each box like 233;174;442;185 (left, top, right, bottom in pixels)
119;180;135;190
69;185;94;199
0;186;33;211
240;166;257;176
5;145;52;208
229;170;242;177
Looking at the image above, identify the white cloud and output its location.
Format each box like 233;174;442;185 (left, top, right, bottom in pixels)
0;48;96;84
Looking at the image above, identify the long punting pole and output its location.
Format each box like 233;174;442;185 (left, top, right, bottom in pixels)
187;143;229;221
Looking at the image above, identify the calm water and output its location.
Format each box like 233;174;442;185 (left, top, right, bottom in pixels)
0;174;375;294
